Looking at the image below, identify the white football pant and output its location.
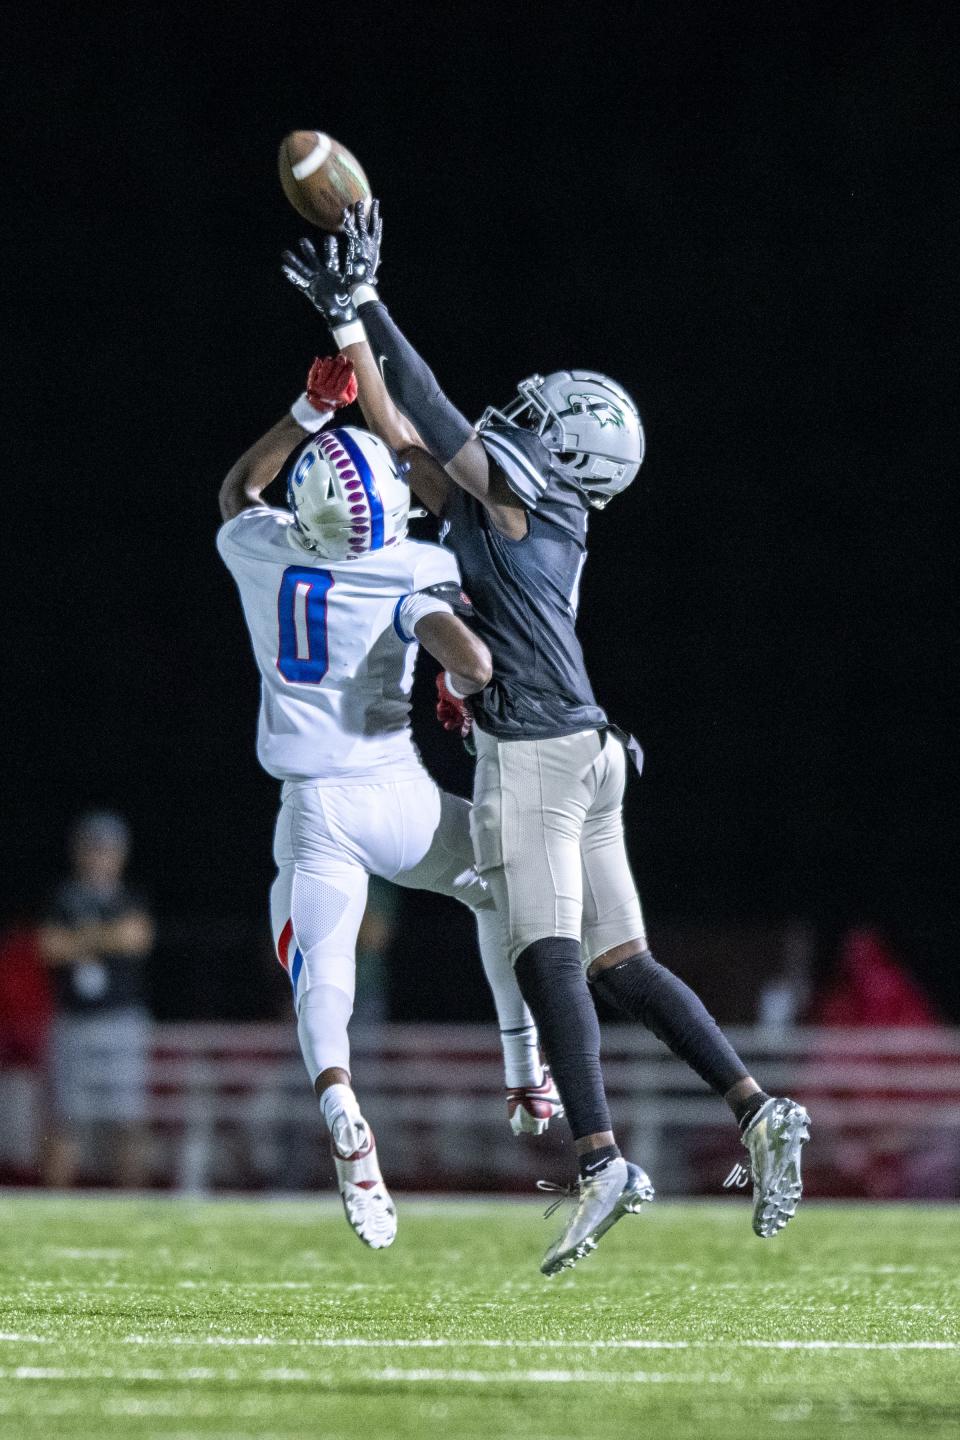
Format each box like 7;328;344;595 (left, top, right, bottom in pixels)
270;772;530;1085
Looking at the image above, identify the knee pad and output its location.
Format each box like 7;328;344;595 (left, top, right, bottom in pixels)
514;937;583;1002
518;933;578;979
296;943;355;1006
590;948;657;1014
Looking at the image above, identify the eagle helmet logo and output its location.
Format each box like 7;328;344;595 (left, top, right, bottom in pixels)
477;370;644;508
560;393;626;430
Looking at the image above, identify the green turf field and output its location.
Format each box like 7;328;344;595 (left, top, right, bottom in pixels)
0;1194;957;1440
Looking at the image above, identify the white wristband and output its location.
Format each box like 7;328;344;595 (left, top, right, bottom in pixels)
290;393;333;433
351;283;379;307
444;671;471;700
331;319;366;350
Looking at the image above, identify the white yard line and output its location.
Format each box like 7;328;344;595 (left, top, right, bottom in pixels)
1;1334;956;1352
369;1368;734;1384
0;1364;730;1385
738;1340;959;1351
41;1247;128;1260
105;1336;960;1353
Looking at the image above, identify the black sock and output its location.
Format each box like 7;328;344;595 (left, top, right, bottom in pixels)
590;950;750;1097
578;1144;621;1181
735;1090;770;1131
514;937;612;1140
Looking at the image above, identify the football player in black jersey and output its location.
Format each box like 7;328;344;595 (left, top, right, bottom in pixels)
282;203;810;1274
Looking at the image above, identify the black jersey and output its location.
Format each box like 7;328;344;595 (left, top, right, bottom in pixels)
358;300;609;739
440;425;607;739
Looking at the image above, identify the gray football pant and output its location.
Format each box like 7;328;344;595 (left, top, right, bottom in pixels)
469;728;647;968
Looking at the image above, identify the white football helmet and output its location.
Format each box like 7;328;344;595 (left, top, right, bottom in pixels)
477;370;645;508
284;426;411;560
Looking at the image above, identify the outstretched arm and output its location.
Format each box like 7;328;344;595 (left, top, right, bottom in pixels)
354;299;525;521
336;333;452;516
218;354;357;521
219;414;306;522
280;226;443;516
283;205;526;535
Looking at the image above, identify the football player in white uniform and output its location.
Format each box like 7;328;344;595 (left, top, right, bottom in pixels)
217;355;562;1249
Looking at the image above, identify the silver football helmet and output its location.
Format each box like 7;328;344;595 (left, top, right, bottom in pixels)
284;426;411;561
477;370;644;508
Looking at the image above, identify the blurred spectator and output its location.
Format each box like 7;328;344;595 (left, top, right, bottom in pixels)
756;917;814;1028
0;924;52;1067
0;924;53;1179
37;812;154;1187
806;924;958;1198
810;925;940;1028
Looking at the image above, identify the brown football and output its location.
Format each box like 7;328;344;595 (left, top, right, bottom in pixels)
278;131;371;232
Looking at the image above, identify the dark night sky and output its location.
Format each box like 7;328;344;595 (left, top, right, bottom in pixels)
2;2;956;1015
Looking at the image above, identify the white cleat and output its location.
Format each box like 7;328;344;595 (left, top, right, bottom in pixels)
539;1158;654;1276
507;1067;565;1136
741;1096;811;1238
331;1119;397;1250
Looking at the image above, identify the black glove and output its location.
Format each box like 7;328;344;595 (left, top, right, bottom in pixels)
341;198;382;292
281;236;358;333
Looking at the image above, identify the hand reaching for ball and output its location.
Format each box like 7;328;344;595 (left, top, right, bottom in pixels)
281;235;357;332
341;198;382;291
305;354;358;413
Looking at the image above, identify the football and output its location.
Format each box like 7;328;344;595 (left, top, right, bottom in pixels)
278;131;371;232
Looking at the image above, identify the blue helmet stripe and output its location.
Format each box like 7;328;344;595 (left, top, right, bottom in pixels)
335;429;384;551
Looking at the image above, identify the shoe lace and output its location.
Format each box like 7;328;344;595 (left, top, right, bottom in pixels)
536;1178;580;1219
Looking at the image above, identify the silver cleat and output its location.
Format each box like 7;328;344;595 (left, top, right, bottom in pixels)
539;1158;654;1276
741;1096;811;1237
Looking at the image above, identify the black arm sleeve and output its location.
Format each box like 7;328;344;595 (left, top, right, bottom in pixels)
358;301;474;465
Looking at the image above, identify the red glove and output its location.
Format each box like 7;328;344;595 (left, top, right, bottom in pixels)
306;354;358;413
436;672;472;738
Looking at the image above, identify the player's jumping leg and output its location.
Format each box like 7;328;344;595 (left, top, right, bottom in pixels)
392;788;563;1136
270;786;396;1249
581;734;810;1236
470;730;654;1273
515;936;654;1274
473;906;564;1136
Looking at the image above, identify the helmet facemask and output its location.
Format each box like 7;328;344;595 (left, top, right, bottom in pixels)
478;370;645;508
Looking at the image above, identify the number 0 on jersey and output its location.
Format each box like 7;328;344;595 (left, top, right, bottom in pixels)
276;566;334;684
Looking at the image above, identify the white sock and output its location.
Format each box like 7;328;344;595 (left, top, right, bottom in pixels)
319;1083;368;1157
473;908;543;1087
500;1024;543;1089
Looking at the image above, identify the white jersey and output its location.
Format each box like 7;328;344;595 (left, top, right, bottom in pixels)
217;506;461;782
